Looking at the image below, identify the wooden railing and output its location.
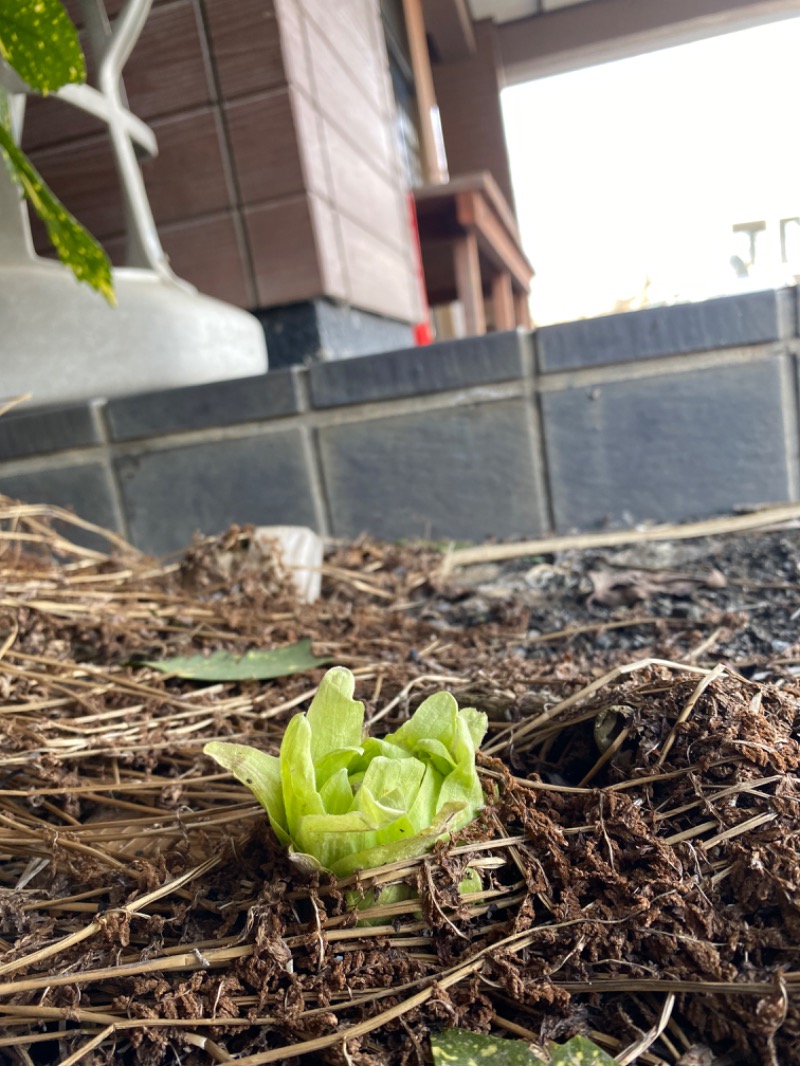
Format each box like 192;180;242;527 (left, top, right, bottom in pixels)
414;171;533;335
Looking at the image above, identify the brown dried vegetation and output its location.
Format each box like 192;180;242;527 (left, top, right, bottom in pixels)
0;501;799;1064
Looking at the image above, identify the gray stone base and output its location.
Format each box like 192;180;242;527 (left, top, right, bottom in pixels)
2;290;799;555
252;299;414;368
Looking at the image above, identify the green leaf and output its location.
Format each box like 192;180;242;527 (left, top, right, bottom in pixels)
0;0;86;94
203;741;291;845
389;691;459;752
551;1037;619;1065
204;667;488;886
280;714;325;838
461;706;489;750
144;639;331;682
405;761;441;832
459;867;481;895
355;736;414;766
318;766;354;815
0;83;10;132
306;665;364;762
415;737;456;775
314;747;361;791
329;799;466;878
294;809;369;872
0;124;114;303
355;783;406;829
360;756;426;820
435;712;486;832
431;1028;543;1066
430;1031;618;1066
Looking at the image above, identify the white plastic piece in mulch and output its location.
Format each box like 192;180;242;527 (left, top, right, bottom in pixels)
252;526;323;604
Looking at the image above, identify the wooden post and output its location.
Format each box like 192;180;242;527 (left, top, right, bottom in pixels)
453;231;486;335
514;288;532;328
402;0;448;184
491;271;515;330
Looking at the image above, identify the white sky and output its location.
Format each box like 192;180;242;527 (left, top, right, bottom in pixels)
502;16;800;324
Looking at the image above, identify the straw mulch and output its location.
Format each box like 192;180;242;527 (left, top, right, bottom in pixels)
0;500;798;1066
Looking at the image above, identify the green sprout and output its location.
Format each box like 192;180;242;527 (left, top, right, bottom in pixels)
204;667;487;879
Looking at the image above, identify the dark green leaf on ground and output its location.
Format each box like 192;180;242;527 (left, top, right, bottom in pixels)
144;639;332;682
0;0;85;94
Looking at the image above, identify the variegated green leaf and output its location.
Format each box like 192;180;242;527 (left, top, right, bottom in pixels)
551;1036;618;1065
431;1029;542;1066
0;123;114;303
431;1031;617;1066
0;0;85;94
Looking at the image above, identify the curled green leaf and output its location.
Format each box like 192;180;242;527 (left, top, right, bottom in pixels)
204;666;488;879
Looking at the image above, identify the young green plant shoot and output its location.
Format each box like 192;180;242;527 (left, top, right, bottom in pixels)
204;667;487;879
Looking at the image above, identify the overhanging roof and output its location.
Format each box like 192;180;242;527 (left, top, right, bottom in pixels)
467;0;594;21
461;0;800;84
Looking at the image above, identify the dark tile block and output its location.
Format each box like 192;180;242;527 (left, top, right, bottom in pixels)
114;430;317;555
0;462;121;550
542;360;791;531
254;301;326;367
105;370;299;442
253;299;413;369
319;400;544;541
310;330;529;408
0;404;100;460
537;290;785;372
316;300;413;362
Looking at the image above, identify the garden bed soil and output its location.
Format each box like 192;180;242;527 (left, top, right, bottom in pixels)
1;501;800;1065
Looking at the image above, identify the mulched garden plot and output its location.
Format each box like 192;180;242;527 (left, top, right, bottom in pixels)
1;501;800;1064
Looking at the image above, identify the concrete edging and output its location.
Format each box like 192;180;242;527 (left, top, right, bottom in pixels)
1;288;797;554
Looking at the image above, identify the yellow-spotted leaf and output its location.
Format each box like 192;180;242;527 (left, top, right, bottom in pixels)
431;1031;618;1066
0;124;114;303
0;0;85;94
551;1037;618;1065
431;1029;542;1066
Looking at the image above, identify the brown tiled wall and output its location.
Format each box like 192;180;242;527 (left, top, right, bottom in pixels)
432;19;516;213
23;0;420;324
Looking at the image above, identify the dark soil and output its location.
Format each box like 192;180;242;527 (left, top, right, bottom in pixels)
2;511;800;1066
439;529;800;679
